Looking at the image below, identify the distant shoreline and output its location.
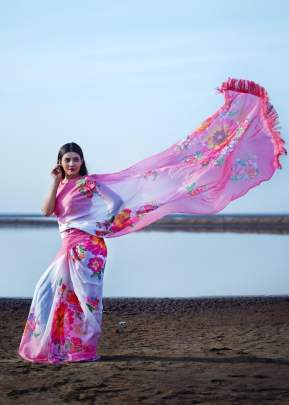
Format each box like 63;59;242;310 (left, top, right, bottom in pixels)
1;214;289;234
1;295;289;312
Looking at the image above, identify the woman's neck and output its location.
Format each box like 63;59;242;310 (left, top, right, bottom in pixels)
61;174;83;184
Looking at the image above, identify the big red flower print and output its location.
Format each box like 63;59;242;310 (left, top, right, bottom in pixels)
72;244;86;262
66;290;83;314
51;302;67;345
70;336;83;353
87;235;107;256
76;178;101;199
86;296;100;312
87;255;105;279
110;208;139;232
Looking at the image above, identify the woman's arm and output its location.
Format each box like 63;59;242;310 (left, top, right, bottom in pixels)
42;163;63;216
41;178;61;216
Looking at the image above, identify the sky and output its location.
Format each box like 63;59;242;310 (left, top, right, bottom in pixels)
1;0;289;214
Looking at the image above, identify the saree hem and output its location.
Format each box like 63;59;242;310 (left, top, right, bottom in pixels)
17;351;102;365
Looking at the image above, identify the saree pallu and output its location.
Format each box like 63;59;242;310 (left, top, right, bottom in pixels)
18;229;107;364
54;78;287;239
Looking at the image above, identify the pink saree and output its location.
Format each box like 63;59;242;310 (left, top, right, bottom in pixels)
18;78;287;363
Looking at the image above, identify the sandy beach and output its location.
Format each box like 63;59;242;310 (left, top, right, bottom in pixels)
1;296;289;404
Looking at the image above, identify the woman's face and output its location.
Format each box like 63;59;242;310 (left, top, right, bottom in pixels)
60;152;83;178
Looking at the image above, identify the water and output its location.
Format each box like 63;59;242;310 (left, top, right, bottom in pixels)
1;227;288;298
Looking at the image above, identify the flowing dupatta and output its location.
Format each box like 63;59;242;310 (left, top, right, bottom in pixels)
87;77;287;239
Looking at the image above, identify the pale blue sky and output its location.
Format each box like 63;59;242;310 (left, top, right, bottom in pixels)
1;0;288;213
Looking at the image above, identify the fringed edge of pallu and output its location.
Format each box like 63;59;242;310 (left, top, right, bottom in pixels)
216;77;287;170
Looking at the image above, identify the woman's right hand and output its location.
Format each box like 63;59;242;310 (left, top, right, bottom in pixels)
51;164;63;183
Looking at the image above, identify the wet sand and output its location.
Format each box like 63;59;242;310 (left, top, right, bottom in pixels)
1;296;289;404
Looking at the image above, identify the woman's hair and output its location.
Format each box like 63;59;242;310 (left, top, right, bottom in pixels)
57;142;89;179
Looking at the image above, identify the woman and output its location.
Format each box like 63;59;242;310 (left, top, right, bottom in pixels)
18;77;287;364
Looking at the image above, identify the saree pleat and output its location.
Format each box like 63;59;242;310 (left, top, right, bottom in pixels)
18;229;107;364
